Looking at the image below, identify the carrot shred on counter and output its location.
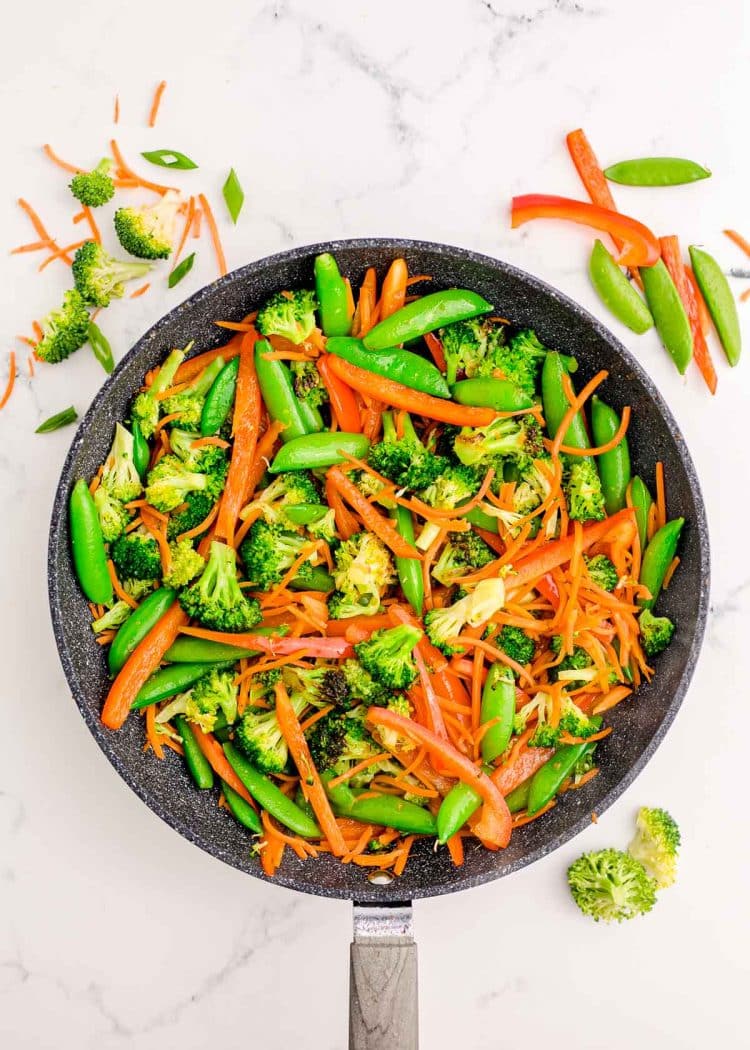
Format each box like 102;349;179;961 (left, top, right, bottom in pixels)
113;95;120;123
198;193;227;277
148;80;167;127
723;229;750;258
130;283;151;299
172;196;196;269
38;239;87;272
0;352;17;410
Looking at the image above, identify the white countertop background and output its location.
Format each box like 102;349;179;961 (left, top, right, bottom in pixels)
1;1;748;1047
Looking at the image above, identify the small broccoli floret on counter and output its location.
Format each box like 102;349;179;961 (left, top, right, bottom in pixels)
93;486;130;542
256;289;318;345
235;693;307;774
163;538;205;589
424;578;506;655
158;669;239;734
638;609;676;659
179;541;262;631
72;241;152;307
110;528;162;581
35;290;90;364
567;849;657;923
563;457;606;522
431;529;495;586
496;624;535;666
114;189;182;259
130;348;186;439
328;532;395;619
584;554;619;592
101;423;143;503
69;158;115;207
628;806;680;888
354;624;422;690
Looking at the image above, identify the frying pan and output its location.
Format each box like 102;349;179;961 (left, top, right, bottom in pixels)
48;239;710;1049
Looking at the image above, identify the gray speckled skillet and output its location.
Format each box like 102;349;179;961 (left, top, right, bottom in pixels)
48;240;709;1047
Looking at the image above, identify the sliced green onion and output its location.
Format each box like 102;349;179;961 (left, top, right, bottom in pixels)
88;322;114;374
169;252;196;289
141;149;198;170
222;168;244;224
36;406;78;433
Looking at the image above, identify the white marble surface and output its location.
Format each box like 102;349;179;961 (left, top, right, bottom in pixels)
1;1;748;1046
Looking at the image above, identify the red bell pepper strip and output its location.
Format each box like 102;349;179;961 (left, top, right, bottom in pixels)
511;195;660;268
535;572;561;609
660;236;718;395
317;354;361;432
215;331;261;544
179;626;353;659
492;745;554;796
366;707;511;848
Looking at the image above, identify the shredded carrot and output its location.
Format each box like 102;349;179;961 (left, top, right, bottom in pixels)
192;208;202;238
107;560;139;609
662;556;680;590
0;353;17;410
740;287;750;304
130;283;151;299
113;95;120;123
327;752;391;789
38;239;87;272
141;509;172;575
197;193;227;277
723;229;750;258
148;80;167;127
446;833;464;867
558;406;631;457
552;371;608;457
215;320;256;332
592;686;632;715
655;462;666;531
110;139;174;195
26;354;34;378
145;705;165;759
512;800;556;827
11;239;53;254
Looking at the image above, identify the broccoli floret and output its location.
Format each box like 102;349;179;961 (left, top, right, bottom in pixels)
161;357;226;431
240;520;319;591
563;457;606;522
101;423;143;503
368;412;448;492
170;430;229;492
91;600;132;634
69;158;115;207
235;693;307;774
163;538;205;588
328;532;395;619
291;359;328;408
453;415;544;472
432;529;495;586
417;463;481;551
340;659;393;706
72;241;152;307
628;806;680;888
167;490;215;541
241;471;320;528
349;469;387;500
638;609;676;659
558;697;600;739
158;669;239;734
145;454;212;513
513;691;560;747
110;528;162;580
424;578;506;655
114;189;181;259
369;694;413;753
585;553;619;592
130;348;186;439
282;664;356;711
307;708;388;785
93;486;130;543
567;849;657;922
179;541;262;632
548;636;597;689
256;289;318;344
488;329;549;399
354;624;422;689
35;290;90;364
497;624;535;666
307;506;337;546
439;317;502;386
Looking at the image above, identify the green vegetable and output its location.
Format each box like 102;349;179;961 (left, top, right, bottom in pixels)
354;624;422;690
424;579;506;655
450;377;534;411
114;190;181;260
584;553;619;592
69;158;115;207
629;476;653;551
145;454;215;512
257;290;317;345
368;412;447;493
639;518;684;609
503;778;533;814
268;431;370;473
588;240;653;334
141;149;198;170
453;414;544;471
314;253;351;337
162;538;205;589
102;423;143;502
110;528;162;581
436;780;482;844
480;664;516;763
157;668;238;732
689;245;741;366
36;406;78;433
240;519;325;591
363;289;493;350
638;608;675;658
603;157;711;186
254;340;310;441
222;783;262;833
392;505;423;615
328;532;395;620
168;252;195;289
432;530;495;587
88;322;115;374
326;777;436;836
222;168;245;224
131;662;232;709
130;348;185;439
161;356;226;431
628;805;680;888
73;241;152;307
465;506;499;533
180;540;261;632
567;849;657;922
36;290;90;364
590;395;630;515
164;627;283;663
93;487;129;542
526;738;598;815
200;356;239;436
69;478;113;604
175;715;214;789
108;588;177;674
283;503;329;526
224;743;321;837
640;260;693;374
326;336;451;399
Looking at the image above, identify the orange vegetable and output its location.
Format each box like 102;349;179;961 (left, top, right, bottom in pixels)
380;258;408;319
660;235;717;395
190;726;255;805
215;332;261;544
148;80;167;127
317;355;361;432
326;466;420;560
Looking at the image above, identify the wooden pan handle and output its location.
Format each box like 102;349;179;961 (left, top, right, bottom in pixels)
349;905;418;1050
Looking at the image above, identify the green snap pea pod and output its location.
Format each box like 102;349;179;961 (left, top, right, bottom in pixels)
88;322;114;374
214;725;233;743
254;340;310;442
590;395;631;515
689;245;742;366
603;157;711;186
392;505;423;615
629;476;653;552
283;503;330;525
175;715;215;789
296;399;325;434
326;778;437;836
108;587;177;674
639;518;684;609
131;661;234;709
200;356;240;435
164;626;284;663
314;252;352;337
436;780;482;843
268;431;370;472
69;479;113;604
541;352;592;451
363;289;493;350
326;336;451;398
451;378;534;411
526;736;599;816
288;567;335;592
639;260;693;374
588;240;654;334
224;743;321;838
465;506;499;533
504;777;534;814
222;782;262;833
131;420;151;480
480;664;516;764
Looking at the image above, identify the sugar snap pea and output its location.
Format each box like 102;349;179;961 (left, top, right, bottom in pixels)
69;479;113;604
108;587;177;674
363;289;493;350
222;782;262;833
200;355;239;435
629;476;653;552
326;777;436;836
639;518;684;609
689;245;742;366
314;253;352;337
131;661;234;709
224;743;321;838
268;431;370;472
591;395;630;515
175;715;215;789
526;738;599;815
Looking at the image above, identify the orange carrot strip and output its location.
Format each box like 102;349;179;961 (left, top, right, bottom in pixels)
424;332;447;371
197;193;227;277
11;239;53;254
558;406;631;457
26;354;34;377
317;354;361;432
591;686;632;716
0;353;17;410
723;229;750;258
446;833;464;867
741;288;750;304
566;129;618;212
174;339;243;384
130;283;151;299
655;462;666;530
380;258;408;320
107;560;139;609
275;682;347;856
327;752;390;789
685;266;712;337
148;80;167;127
215;320;256;332
243;420;285;499
215;332;261;544
38;239;87;271
190;726;256;805
660;235;717;395
192;208;202;238
110;139;174;195
551;371;608;457
42;144;85;174
145;705;165;759
113;95;120;123
662;555;680;590
102;602;188;729
326;466;420;559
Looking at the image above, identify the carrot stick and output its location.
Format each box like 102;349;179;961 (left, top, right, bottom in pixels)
197;193;227;277
660;235;717;395
326;355;498;427
107;560;139;609
215;332;261;544
380;258;408;319
130;283;151;299
173;339;243;384
190;726;256;805
424;332;446;371
492;745;554;795
0;352;17;410
275;682;347;856
11;239;53;254
325;474;358;540
243;420;285;499
102;602;188;729
113;95;120;123
317;355;361;432
42;144;84;174
148;80;167;127
326;466;420;559
17;199;73;264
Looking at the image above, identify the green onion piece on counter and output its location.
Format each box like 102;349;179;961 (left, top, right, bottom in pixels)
88;322;114;374
141;149;198;170
222;168;245;224
169;252;196;289
36;406;78;433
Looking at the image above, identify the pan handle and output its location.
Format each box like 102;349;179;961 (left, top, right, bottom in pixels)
349;903;418;1050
